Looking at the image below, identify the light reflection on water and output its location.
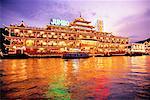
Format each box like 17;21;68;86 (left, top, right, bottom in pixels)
0;56;150;99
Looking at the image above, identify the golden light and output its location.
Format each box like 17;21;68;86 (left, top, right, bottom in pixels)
26;40;34;46
58;41;66;46
54;36;57;38
40;31;44;34
48;42;52;45
43;42;47;46
94;36;97;39
14;29;20;33
28;30;32;33
51;32;55;35
37;48;45;52
86;36;90;38
39;48;44;50
13;46;16;49
60;48;65;51
64;36;68;39
61;33;65;36
79;35;83;39
48;34;52;38
43;34;47;38
20;33;24;36
53;42;57;45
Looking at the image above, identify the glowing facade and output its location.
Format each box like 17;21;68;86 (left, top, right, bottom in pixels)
96;18;103;32
3;17;129;57
130;43;145;53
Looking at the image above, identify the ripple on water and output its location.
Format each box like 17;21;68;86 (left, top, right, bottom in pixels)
1;56;150;99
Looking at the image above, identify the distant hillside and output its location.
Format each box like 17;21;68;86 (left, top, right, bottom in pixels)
136;38;150;43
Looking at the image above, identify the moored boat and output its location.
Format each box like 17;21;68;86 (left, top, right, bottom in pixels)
1;54;29;59
62;52;89;59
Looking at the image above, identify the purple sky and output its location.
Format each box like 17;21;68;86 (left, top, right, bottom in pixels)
0;0;150;42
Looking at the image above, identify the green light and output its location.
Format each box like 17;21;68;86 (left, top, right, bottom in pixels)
46;77;71;100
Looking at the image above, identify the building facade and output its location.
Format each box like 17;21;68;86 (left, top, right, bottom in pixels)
3;17;129;57
96;18;103;32
131;43;145;53
144;41;150;55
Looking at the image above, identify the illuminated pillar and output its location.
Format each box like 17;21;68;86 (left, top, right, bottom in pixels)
97;18;103;32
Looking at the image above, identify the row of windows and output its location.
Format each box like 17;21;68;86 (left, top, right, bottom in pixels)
11;38;126;48
12;28;93;35
10;33;128;44
11;28;116;38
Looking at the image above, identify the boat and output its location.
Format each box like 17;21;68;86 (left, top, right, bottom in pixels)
1;16;129;58
1;54;29;59
62;52;89;59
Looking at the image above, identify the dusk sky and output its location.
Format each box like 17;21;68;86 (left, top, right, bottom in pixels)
0;0;150;42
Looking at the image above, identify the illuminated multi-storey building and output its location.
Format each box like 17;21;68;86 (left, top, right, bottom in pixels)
3;17;129;57
143;41;150;55
128;43;145;54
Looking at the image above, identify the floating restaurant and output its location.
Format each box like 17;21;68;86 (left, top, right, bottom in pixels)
2;16;129;58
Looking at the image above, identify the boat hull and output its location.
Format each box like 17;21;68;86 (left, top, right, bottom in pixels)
62;53;89;59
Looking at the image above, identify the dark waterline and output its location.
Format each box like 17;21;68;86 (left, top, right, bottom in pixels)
0;56;150;99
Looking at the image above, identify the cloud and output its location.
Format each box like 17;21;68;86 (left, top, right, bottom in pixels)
1;0;78;27
1;0;150;42
115;9;150;42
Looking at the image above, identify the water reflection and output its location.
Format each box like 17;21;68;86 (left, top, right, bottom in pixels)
0;56;150;99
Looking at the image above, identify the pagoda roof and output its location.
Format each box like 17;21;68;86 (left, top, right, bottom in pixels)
71;23;94;28
74;17;91;23
18;21;25;27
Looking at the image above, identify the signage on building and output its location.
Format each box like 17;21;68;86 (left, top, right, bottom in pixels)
50;19;69;26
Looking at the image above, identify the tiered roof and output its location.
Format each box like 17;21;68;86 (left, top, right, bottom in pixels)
70;17;94;29
74;17;91;24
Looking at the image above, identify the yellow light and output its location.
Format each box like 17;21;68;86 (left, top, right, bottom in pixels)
14;29;20;33
28;30;32;33
51;32;55;35
86;36;90;38
26;40;34;46
43;42;47;45
61;33;65;36
48;42;52;45
60;48;65;51
39;48;44;50
13;46;16;49
40;31;44;34
48;35;52;38
54;36;57;38
43;34;47;37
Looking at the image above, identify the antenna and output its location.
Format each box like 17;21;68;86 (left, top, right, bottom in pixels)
79;12;81;17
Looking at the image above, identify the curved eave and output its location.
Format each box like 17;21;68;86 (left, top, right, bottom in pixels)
8;25;46;31
80;39;97;41
46;25;69;29
74;20;91;24
71;24;94;28
72;27;94;31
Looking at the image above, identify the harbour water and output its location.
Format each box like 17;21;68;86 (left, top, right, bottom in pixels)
0;56;150;99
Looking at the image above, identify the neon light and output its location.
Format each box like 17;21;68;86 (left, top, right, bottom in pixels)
50;19;69;26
